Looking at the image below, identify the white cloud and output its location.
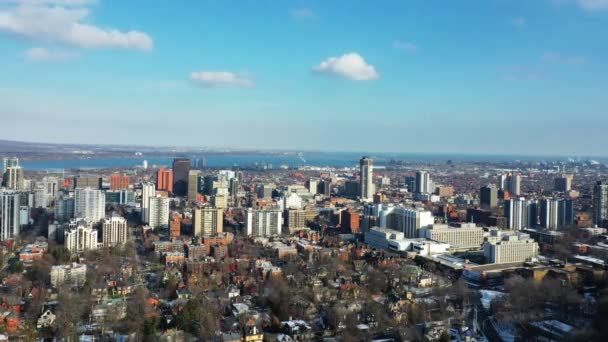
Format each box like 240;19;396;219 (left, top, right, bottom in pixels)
190;71;254;88
23;47;78;61
542;51;586;65
313;52;379;81
577;0;608;11
0;1;153;51
511;17;527;28
290;7;316;19
393;40;418;52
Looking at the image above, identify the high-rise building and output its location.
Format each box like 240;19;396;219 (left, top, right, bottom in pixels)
504;198;537;230
73;176;102;190
148;195;170;229
344;180;360;198
317;180;331;196
212;194;228;209
202;175;217;196
187;170;200;201
359;157;374;201
0;190;20;241
305;179;318;195
157;168;174;193
2;157;19;172
246;208;282;237
109;173;130;190
193;206;223;236
341;208;361;233
503;173;521;196
256;184;275;199
74;187;105;222
141;182;156;223
284;209;307;234
41;176;59;201
593;181;608;226
3;166;24;190
382;206;434;238
538;197;574;230
415;171;432;194
480;185;498;210
172;158;191;197
554;175;573;192
64;220;98;253
55;195;74;222
102;215;129;247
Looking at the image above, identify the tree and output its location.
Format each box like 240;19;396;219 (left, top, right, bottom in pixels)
54;290;85;340
8;260;24;274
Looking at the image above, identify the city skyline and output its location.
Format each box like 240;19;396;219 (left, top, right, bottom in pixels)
1;0;607;155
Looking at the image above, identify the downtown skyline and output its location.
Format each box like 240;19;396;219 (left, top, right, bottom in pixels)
1;0;607;155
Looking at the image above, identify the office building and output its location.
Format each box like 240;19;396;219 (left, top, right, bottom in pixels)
0;190;20;241
73;176;102;190
40;176;59;201
141;182;156;223
193;206;223;236
480;184;498;210
172;158;191;197
212;194;228;209
283;192;302;210
64;220;98;253
593;181;608;226
415;171;432;194
246;208;282;237
187;170;200;201
554;175;573;192
382;206;434;238
344;180;360;198
148;195;170;229
3;166;24;190
74;187;105;222
317;180;331;196
102;215;129;247
109;173;130;190
157;168;174;193
483;232;539;264
420;223;484;249
105;190;135;205
50;263;87;288
359;157;374;201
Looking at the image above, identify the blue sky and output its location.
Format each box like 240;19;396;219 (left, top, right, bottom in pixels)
0;0;607;156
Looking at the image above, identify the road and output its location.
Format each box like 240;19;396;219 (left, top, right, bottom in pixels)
468;290;505;342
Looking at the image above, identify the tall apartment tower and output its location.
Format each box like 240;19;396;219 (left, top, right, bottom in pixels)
193;206;223;236
109;173;130;190
415;171;432;194
0;190;20;241
504;198;537;230
73;187;105;222
359;157;374;201
141;182;156;223
157;168;174;193
593;181;608;226
64;220;98;253
102;215;129;247
148;195;170;229
2;157;19;172
172;158;191;197
246;208;282;237
3;166;24;190
480;185;498;210
503;173;521;196
554;175;573;192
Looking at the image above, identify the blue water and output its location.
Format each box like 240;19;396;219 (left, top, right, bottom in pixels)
17;151;584;171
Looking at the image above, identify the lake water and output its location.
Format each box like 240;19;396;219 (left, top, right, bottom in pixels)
17;151;581;171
